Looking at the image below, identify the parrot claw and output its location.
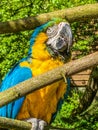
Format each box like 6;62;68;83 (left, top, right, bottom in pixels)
25;118;47;130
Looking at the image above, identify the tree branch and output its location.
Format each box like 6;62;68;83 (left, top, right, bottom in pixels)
0;117;74;130
0;3;98;34
0;117;31;130
0;52;98;108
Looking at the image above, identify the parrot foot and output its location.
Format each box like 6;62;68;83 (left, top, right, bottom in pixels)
61;72;67;84
25;118;47;130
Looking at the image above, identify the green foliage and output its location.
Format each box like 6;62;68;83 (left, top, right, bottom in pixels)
71;19;98;58
0;32;30;79
0;0;98;129
52;91;79;128
52;90;98;130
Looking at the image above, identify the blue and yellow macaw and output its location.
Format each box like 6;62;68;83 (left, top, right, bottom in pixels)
0;18;73;130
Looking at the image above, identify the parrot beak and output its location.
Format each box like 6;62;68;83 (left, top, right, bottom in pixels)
46;22;73;61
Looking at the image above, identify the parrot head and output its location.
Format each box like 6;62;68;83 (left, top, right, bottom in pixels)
46;21;73;62
46;22;72;53
30;18;73;62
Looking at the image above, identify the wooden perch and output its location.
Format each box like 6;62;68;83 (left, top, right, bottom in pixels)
0;52;98;108
0;3;98;34
0;117;31;130
0;117;74;130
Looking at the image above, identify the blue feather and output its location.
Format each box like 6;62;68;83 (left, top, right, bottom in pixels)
28;23;48;55
0;59;32;119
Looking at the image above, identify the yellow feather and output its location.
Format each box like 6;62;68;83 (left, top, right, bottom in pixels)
18;32;67;123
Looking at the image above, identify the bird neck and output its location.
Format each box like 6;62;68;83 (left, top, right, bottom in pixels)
31;32;51;60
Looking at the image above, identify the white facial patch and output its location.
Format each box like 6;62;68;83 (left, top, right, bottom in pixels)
46;22;72;52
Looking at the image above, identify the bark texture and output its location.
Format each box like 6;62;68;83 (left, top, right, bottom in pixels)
0;117;31;130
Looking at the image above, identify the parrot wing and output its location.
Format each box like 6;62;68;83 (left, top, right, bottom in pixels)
0;58;32;119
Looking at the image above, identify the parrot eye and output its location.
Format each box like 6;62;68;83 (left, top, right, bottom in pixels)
46;25;58;38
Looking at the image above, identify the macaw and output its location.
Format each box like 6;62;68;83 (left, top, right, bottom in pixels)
0;18;73;130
